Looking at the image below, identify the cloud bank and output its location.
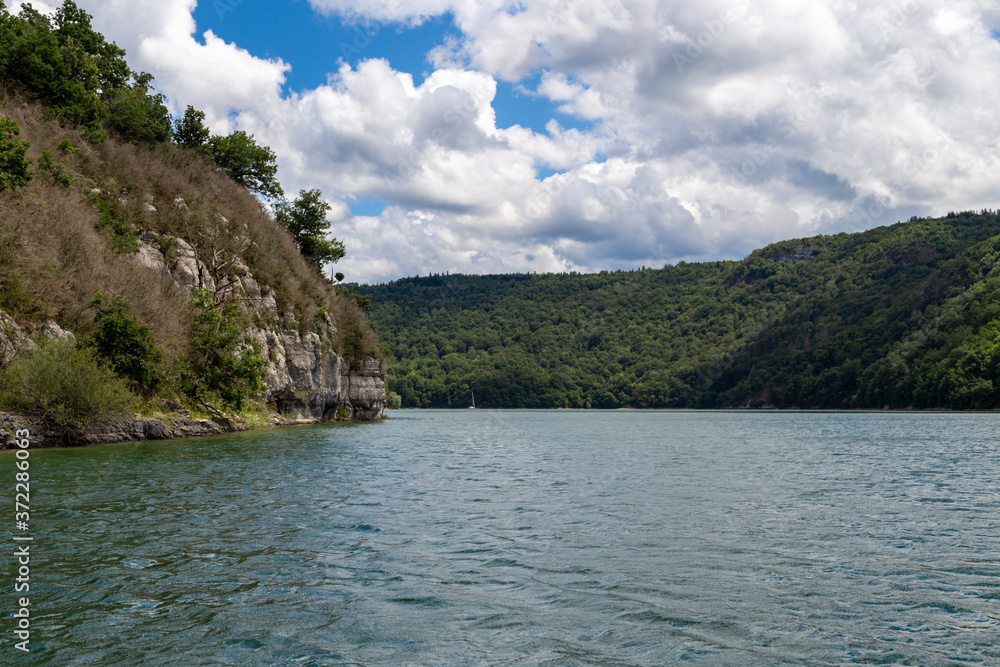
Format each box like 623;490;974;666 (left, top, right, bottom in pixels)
35;0;1000;282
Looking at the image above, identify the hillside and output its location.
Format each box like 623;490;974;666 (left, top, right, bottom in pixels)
0;2;384;441
357;212;1000;410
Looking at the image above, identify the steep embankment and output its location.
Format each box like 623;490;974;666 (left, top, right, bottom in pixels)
358;212;1000;410
0;88;384;445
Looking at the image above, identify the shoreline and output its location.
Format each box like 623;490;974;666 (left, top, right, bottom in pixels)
0;410;381;449
387;406;999;413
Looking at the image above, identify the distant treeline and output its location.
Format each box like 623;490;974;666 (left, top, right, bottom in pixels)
357;211;1000;410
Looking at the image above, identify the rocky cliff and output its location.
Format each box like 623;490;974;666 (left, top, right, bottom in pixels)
253;328;386;421
0;222;384;449
0;89;385;442
133;226;386;421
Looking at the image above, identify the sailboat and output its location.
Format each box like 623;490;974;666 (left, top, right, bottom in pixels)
469;391;476;409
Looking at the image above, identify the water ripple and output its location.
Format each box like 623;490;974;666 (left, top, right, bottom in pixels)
9;411;1000;664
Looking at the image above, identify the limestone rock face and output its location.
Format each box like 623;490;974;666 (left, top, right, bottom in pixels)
347;359;388;421
0;312;36;366
251;328;386;420
0;316;74;366
38;320;76;345
132;230;385;421
134;234;171;278
172;238;217;293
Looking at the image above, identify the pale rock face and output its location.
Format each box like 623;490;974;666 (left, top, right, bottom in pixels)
0;313;36;366
172;238;217;293
231;257;264;304
129;230;384;421
134;232;214;292
346;359;388;421
240;273;261;299
134;232;173;280
0;317;74;362
260;290;278;317
251;328;386;420
38;321;76;345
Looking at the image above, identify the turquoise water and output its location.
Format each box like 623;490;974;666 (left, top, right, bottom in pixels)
4;410;1000;665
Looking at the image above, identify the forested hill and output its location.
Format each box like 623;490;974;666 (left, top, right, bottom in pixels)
357;211;1000;410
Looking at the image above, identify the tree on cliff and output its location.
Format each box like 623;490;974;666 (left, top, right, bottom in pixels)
0;0;169;144
185;289;266;411
205;130;283;200
275;189;346;271
103;72;172;143
173;105;210;149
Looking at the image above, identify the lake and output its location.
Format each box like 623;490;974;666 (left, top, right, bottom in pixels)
5;410;1000;665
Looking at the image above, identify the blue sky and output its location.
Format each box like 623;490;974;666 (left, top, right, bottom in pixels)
190;0;593;220
193;2;452;93
192;2;595;130
18;0;1000;283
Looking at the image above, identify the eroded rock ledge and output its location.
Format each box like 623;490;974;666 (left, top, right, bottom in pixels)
0;411;228;448
250;330;386;421
0;410;331;449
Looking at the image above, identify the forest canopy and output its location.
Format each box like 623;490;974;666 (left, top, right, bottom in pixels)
357;211;1000;411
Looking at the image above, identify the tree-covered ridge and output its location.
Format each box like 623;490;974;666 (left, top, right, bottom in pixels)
357;211;1000;410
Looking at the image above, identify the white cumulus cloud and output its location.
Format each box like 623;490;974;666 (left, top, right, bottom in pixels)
49;0;1000;282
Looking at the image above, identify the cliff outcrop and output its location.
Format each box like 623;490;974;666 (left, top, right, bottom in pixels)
134;228;386;422
0;84;385;443
0;226;384;448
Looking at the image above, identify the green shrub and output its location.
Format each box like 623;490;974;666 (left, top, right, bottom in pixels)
92;194;138;253
88;294;163;395
0;340;138;431
386;390;402;410
185;289;266;410
0;115;32;192
56;138;79;154
38;149;71;186
98;210;138;253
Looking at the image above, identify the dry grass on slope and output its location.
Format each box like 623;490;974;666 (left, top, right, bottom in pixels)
0;85;378;363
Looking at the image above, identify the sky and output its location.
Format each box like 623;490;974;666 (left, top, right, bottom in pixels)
13;0;1000;283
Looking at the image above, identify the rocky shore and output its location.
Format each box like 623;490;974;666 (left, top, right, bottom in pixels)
0;408;363;449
